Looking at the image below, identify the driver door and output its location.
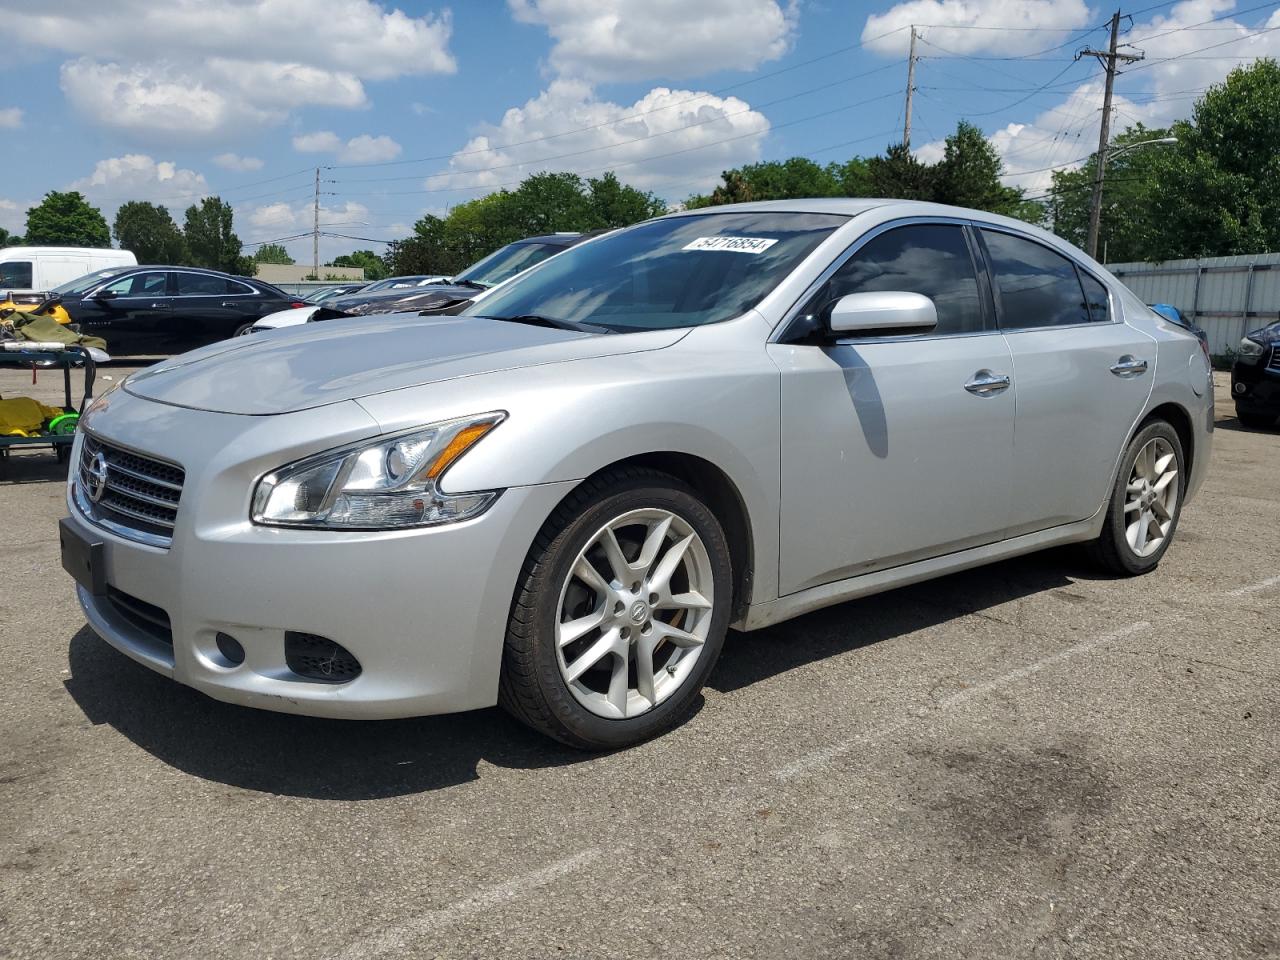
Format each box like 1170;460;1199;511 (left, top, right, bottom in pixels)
768;221;1015;595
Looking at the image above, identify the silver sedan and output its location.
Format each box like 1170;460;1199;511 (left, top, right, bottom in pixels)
60;199;1213;749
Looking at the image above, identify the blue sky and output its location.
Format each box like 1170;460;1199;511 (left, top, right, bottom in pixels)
1;0;1277;263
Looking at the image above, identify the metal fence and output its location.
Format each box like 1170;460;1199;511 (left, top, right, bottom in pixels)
1109;252;1280;355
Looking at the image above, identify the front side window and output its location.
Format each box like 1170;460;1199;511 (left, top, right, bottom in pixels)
0;260;33;288
981;229;1092;329
455;242;564;288
103;271;168;296
802;223;984;336
464;212;847;333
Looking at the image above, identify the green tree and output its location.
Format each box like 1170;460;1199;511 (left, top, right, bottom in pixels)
1147;58;1280;259
24;191;111;247
1047;123;1171;262
253;243;295;265
584;172;667;227
867;144;935;200
0;227;21;247
113;201;188;263
933;121;1033;218
183;197;253;274
329;249;388;280
687;158;842;208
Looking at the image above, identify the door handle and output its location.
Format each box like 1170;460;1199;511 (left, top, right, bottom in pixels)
220;301;238;307
964;370;1011;396
1110;355;1148;377
149;303;166;309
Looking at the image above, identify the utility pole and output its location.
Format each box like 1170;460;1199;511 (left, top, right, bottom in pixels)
312;167;320;280
903;26;918;151
1080;11;1143;260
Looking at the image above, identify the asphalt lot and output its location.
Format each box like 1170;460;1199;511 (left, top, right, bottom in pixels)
1;364;1276;960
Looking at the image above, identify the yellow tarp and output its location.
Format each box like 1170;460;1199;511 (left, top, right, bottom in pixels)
0;396;62;437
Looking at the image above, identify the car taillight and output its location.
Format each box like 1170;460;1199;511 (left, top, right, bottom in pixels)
290;301;307;309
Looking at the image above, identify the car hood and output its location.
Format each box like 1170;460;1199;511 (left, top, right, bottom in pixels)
1246;320;1280;345
321;282;480;317
123;313;686;415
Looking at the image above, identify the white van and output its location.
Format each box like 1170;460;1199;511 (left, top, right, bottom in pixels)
0;246;137;294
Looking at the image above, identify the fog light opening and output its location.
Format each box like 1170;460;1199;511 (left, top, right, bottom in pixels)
215;632;246;666
284;632;363;684
1233;382;1247;395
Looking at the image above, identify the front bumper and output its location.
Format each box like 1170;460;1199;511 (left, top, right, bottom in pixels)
65;400;576;720
1232;355;1280;414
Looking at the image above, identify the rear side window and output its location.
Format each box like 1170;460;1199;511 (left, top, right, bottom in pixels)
103;271;168;296
805;223;985;335
1078;269;1110;323
981;230;1093;328
0;261;33;288
177;273;240;295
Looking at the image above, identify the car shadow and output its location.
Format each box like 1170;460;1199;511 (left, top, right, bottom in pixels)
63;627;586;800
1215;415;1278;433
62;546;1104;801
709;547;1095;694
0;451;69;484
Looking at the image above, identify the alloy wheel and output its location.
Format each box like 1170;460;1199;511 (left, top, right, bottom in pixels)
555;508;715;719
1124;436;1179;558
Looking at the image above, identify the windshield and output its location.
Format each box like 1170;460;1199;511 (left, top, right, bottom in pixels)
463;212;846;332
364;276;433;291
52;267;129;295
454;241;565;288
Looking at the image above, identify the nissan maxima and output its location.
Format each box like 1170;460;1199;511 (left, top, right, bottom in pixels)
60;200;1213;749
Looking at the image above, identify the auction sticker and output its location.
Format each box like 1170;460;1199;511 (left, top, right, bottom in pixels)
683;236;779;254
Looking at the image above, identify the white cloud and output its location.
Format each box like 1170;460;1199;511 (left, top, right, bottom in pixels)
433;79;769;195
862;0;1093;56
293;131;402;163
0;198;26;235
11;0;454;139
985;1;1280;193
293;131;344;153
71;154;209;205
509;0;797;81
339;134;402;163
248;202;299;231
213;153;264;172
0;108;22;129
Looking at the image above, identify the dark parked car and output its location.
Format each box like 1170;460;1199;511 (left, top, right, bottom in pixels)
54;266;303;355
304;283;369;303
1232;318;1280;428
311;233;597;321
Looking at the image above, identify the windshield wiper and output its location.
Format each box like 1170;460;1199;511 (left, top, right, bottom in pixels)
485;314;611;334
450;279;488;289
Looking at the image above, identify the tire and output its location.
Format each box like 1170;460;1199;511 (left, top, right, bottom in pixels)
498;467;733;750
232;323;255;337
1235;407;1275;430
1088;419;1185;576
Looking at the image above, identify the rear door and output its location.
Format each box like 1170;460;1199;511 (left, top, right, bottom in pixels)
770;220;1015;594
978;227;1154;535
172;272;256;349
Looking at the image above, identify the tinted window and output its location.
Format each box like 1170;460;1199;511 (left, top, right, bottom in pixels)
804;224;984;335
103;271;168;296
982;230;1089;328
177;273;238;295
1079;269;1110;323
0;261;33;288
52;267;128;295
455;242;564;288
466;212;846;333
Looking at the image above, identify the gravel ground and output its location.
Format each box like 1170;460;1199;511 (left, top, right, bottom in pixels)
0;366;1276;960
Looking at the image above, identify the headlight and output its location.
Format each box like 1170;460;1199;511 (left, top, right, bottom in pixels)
251;412;505;530
1238;337;1265;362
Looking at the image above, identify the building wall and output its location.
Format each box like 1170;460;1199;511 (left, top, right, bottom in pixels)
1108;253;1280;355
254;263;365;283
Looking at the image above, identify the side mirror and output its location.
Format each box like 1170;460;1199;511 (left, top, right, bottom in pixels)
93;288;118;301
828;291;937;335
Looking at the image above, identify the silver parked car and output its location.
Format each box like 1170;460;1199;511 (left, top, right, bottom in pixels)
60;200;1213;749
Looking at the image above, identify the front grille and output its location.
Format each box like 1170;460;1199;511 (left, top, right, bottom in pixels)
106;587;173;646
78;434;184;545
1267;346;1280;372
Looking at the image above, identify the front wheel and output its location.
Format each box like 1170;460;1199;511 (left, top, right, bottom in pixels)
499;468;732;750
232;323;256;337
1089;420;1185;576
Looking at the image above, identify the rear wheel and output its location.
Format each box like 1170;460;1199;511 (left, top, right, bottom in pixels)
499;468;732;750
1089;420;1185;576
232;323;255;337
